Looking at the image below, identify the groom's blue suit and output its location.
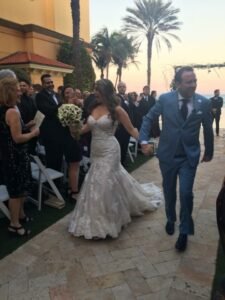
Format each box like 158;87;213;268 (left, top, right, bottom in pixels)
139;90;214;235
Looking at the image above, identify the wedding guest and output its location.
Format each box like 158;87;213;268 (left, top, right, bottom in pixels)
36;74;82;200
135;86;156;130
210;89;223;136
61;85;83;107
18;79;37;154
115;81;132;166
68;79;163;240
0;77;39;236
149;90;160;138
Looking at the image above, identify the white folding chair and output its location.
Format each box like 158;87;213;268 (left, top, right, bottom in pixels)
128;137;138;163
149;138;158;155
0;185;10;219
129;137;138;158
30;155;65;211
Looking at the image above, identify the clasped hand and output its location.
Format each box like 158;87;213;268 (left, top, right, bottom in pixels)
141;144;154;156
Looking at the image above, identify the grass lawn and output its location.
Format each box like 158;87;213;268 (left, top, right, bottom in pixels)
0;152;152;260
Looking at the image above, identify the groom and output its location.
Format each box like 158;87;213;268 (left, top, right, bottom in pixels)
139;66;214;251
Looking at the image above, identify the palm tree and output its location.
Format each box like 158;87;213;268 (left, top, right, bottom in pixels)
71;0;82;89
91;28;139;82
123;0;181;88
110;32;139;86
91;49;108;79
91;27;112;79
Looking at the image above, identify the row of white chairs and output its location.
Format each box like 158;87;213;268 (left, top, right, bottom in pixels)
0;155;65;219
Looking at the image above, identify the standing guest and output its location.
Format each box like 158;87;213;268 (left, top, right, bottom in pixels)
210;89;223;136
18;79;37;154
115;81;132;166
74;89;84;107
139;66;214;251
68;79;163;239
149;90;161;138
135;85;155;130
36;74;82;200
0;77;39;236
61;84;83;195
61;85;83;107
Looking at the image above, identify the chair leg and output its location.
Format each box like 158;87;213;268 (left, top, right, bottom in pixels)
128;148;134;163
47;179;65;203
0;202;10;219
38;181;42;211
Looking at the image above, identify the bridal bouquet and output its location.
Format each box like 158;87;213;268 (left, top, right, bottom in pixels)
58;104;82;140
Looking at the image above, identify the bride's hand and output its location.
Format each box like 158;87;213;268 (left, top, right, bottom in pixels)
132;128;139;140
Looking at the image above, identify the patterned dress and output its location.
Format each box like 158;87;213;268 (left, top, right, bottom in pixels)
0;106;31;198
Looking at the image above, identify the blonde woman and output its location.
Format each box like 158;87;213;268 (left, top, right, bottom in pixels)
0;77;39;236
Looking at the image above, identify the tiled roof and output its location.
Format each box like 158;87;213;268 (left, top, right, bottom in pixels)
0;51;73;69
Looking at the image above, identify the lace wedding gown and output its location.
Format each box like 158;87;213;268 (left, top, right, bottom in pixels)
68;115;163;239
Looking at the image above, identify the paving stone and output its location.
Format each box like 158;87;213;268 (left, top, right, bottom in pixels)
111;283;136;300
86;272;125;290
123;268;152;296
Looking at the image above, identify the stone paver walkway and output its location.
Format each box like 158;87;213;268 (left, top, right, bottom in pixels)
1;128;225;299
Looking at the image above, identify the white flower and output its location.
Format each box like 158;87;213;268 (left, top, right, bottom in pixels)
58;104;82;127
58;104;82;139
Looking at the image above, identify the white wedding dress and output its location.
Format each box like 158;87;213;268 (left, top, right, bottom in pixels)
68;115;163;239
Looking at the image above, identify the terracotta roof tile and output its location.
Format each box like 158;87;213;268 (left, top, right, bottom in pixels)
0;51;73;69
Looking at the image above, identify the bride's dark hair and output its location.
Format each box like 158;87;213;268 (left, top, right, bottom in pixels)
91;79;119;123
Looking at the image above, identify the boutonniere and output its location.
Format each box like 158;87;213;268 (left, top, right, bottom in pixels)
196;110;203;115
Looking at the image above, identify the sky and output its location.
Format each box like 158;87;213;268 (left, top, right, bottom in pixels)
89;0;225;96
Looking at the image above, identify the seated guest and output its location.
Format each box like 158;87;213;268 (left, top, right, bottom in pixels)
0;76;39;236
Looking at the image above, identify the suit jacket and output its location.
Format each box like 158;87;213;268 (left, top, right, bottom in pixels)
139;91;214;168
115;94;130;138
135;95;155;129
210;96;223;114
36;89;64;142
18;93;37;124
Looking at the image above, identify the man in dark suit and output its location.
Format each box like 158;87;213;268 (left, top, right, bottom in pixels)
139;66;214;252
36;74;64;171
115;81;132;166
135;85;155;130
18;79;38;154
210;89;223;136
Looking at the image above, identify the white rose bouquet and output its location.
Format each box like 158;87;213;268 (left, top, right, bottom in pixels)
58;104;82;140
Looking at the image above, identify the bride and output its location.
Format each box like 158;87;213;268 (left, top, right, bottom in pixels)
68;79;163;239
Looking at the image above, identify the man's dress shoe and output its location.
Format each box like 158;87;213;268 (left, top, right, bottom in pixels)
175;234;187;251
165;222;175;235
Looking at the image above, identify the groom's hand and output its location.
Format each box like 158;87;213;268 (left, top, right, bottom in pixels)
201;155;212;162
141;144;154;156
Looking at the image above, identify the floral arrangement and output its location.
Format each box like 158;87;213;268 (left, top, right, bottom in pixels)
58;104;82;139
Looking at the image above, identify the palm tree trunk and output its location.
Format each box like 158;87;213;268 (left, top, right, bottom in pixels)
100;69;104;79
147;35;153;88
106;64;109;79
115;74;119;87
118;66;122;82
71;0;82;89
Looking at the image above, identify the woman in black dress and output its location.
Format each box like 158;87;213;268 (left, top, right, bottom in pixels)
61;85;82;200
0;77;39;236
